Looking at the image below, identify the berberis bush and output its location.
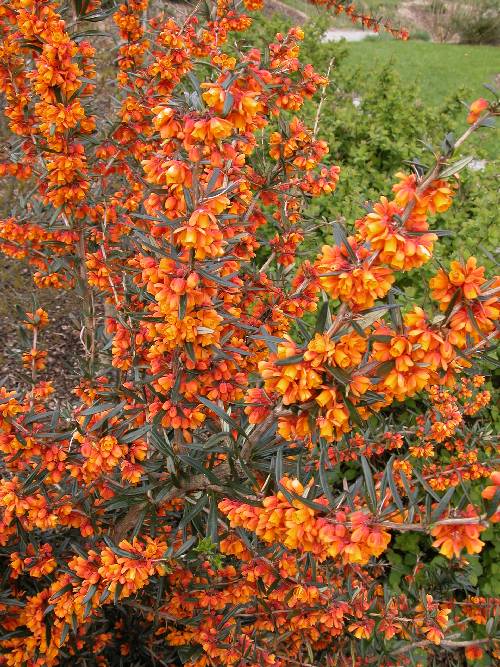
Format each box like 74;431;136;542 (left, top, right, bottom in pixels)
0;1;498;665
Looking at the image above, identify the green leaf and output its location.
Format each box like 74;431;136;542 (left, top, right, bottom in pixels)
355;307;388;331
121;424;150;444
413;469;440;502
179;293;187;320
319;444;335;507
59;623;70;647
315;300;331;334
440;156;473;179
174;536;197;557
179;495;208;531
81;401;116;416
114;582;124;605
332;222;357;263
344;396;364;428
360;455;376;510
82;584;98;605
217;603;248;629
185;342;197;363
50;584;73;601
88;401;127;433
387;456;404;513
99;587;111;605
207;493;219;545
103;536;141;559
387;291;403;333
222;92;234;117
196;395;247;438
431;487;455;522
275;445;284;486
274;354;304;366
326;365;350;386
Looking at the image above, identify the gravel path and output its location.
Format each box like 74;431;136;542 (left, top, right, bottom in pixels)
323;29;379;41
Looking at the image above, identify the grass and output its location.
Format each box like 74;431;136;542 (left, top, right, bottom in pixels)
344;39;500;106
342;40;500;158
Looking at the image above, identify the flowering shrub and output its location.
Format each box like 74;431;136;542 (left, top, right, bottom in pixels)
0;1;499;665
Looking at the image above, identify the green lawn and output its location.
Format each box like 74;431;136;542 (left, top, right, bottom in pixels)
344;40;500;106
342;40;500;158
280;2;500;155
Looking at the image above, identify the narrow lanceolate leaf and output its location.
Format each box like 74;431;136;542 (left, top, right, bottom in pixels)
275;446;284;487
326;365;350;386
386;456;404;513
315;300;331;334
431;487;455;522
344;396;364;428
179;293;187;320
207;493;219;545
58;623;70;647
82;584;98;605
174;536;197;558
355;307;389;331
274;354;304;366
319;444;335;507
121;424;151;444
439;156;473;179
387;291;403;333
103;536;141;559
81;401;117;416
360;456;377;510
413;469;440;502
332;222;357;263
179;495;208;531
222;91;234;117
196;395;247;438
88;401;127;433
441;288;461;322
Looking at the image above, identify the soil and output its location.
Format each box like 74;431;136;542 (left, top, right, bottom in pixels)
0;256;82;401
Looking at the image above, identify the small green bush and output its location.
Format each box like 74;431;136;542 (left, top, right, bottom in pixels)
452;0;500;45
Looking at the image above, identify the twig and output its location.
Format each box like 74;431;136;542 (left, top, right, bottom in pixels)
391;636;495;657
313;57;335;140
111;410;280;541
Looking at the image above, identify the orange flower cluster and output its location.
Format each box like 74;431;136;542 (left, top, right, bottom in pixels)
113;0;149;76
0;0;498;665
315;238;395;310
15;0;94;211
2;536;168;665
431;505;486;559
414;594;452;645
220;477;392;564
430;257;500;348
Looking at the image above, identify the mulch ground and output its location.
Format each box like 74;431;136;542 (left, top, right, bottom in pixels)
0;256;82;401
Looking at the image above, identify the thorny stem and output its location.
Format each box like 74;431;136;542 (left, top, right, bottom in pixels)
390;636;495;657
400;112;492;225
75;224;96;375
379;516;488;531
111;410;281;541
313;57;335;140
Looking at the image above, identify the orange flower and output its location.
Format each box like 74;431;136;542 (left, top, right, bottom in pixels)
430;257;486;305
431;507;486;559
348;620;374;640
356;196;437;271
23;308;49;330
467;97;489;124
22;349;47;371
315;241;394;310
